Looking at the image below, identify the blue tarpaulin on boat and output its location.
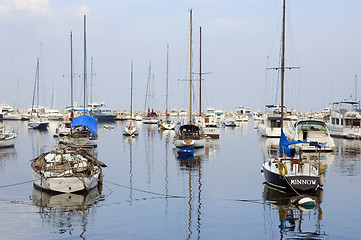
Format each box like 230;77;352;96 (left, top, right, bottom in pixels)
279;129;321;158
71;115;97;134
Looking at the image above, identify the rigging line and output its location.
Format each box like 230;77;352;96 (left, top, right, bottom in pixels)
103;180;186;199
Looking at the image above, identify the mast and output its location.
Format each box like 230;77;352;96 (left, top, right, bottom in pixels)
144;61;151;111
38;43;42;109
70;31;74;118
83;15;87;115
280;0;286;130
199;26;202;117
131;61;134;119
355;74;358;102
91;57;93;106
189;9;193;123
166;44;169;115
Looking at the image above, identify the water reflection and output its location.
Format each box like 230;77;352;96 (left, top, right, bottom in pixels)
334;139;361;176
176;150;203;240
31;187;101;239
123;135;136;205
262;185;327;239
0;147;17;168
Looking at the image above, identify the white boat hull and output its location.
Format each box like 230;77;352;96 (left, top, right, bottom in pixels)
175;138;205;148
31;167;100;193
123;126;138;136
0;132;17;148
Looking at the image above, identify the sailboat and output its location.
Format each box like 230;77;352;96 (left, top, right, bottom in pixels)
142;61;159;124
174;9;205;148
123;61;138;136
59;15;98;147
160;44;176;130
262;0;323;192
0;121;17;148
28;58;49;130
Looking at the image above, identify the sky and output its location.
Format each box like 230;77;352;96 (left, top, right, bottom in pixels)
0;0;360;112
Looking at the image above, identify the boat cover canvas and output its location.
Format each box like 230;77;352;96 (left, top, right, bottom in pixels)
279;130;321;157
71;115;97;134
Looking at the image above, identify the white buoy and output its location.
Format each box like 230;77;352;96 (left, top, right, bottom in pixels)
297;197;316;210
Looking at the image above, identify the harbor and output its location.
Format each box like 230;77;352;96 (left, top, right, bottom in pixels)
0;117;360;239
1;0;361;239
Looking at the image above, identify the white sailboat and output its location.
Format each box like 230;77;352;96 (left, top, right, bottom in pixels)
123;61;138;136
160;44;176;130
174;9;205;148
59;15;98;147
28;58;49;130
0;121;17;148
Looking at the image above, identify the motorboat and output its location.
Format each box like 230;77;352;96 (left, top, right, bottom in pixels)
258;105;293;137
46;109;64;120
31;144;106;193
234;106;249;122
90;103;117;122
326;101;361;139
287;118;335;151
0;103;21;120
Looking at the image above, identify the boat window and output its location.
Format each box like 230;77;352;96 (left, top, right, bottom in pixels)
336;119;340;125
353;119;360;127
345;119;352;126
297;122;326;131
271;120;281;128
332;118;336;124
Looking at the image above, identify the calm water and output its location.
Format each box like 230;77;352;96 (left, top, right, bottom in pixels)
0;119;360;240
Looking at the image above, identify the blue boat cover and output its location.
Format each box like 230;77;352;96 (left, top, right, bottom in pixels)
71;115;97;134
279;130;321;157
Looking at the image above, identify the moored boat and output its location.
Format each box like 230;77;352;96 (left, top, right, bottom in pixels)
31;144;106;193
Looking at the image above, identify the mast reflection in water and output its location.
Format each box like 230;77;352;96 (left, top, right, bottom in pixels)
31;187;102;239
262;185;326;239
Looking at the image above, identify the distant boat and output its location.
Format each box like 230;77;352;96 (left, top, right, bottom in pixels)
90;102;117;122
31;145;106;193
0;103;21;120
326;101;361;139
28;58;49;130
262;0;323;192
45;109;64;120
160;44;176;130
177;147;195;156
123;61;138;136
258;105;293;138
0;122;17;148
221;117;237;127
60;114;98;147
142;61;158;124
234;106;249;122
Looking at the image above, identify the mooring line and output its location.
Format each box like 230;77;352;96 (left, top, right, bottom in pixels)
104;180;186;199
0;179;34;189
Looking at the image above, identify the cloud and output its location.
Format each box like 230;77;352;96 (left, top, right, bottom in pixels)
0;0;52;18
